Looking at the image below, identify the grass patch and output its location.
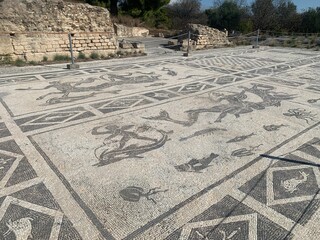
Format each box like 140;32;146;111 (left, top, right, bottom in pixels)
0;54;13;64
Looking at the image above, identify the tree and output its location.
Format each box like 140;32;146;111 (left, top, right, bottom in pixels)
251;0;277;30
120;0;170;17
206;1;241;31
275;0;300;31
206;0;252;32
110;0;118;15
167;0;207;29
301;7;320;33
85;0;119;15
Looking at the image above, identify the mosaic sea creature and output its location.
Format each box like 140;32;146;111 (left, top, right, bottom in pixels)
180;128;227;142
17;71;161;105
308;98;320;104
145;84;296;126
161;67;177;76
281;171;309;193
119;186;168;204
283;108;317;124
92;124;172;166
146;83;167;87
3;218;33;240
226;133;255;143
174;153;219;172
231;144;262;158
263;124;287;132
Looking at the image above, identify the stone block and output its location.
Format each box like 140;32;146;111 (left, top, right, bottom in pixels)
119;42;132;49
0;35;14;55
131;42;144;49
67;63;80;69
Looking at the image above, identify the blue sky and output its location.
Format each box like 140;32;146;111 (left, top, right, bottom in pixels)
200;0;320;11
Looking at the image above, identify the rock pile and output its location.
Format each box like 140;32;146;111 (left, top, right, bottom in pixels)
180;24;231;50
0;0;114;32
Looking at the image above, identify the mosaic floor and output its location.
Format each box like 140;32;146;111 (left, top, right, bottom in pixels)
0;46;319;239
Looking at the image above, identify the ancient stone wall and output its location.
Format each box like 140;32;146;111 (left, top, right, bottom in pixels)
0;32;120;62
0;0;145;62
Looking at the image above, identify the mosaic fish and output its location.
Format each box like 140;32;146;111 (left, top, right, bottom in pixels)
162;67;177;76
308;98;320;104
263;124;287;131
180;128;227;142
226;133;255;143
146;83;167;87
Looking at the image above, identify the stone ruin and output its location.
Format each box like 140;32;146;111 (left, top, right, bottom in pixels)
0;0;146;62
179;24;231;51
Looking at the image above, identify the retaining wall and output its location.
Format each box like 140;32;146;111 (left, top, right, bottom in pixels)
0;32;144;62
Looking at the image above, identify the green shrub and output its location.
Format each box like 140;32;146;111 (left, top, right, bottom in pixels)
78;52;86;59
14;59;25;67
28;61;38;65
53;54;70;62
42;56;48;62
89;52;99;59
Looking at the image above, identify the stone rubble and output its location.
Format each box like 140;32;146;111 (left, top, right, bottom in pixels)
180;24;231;50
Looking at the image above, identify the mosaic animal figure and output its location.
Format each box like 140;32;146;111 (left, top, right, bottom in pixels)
92;124;172;166
283;108;317;124
231;144;262;158
195;228;240;240
144;84;296;126
281;171;309;193
174;153;219;172
3;218;33;240
17;71;160;104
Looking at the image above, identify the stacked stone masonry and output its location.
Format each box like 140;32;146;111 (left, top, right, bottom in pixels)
0;32;123;62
